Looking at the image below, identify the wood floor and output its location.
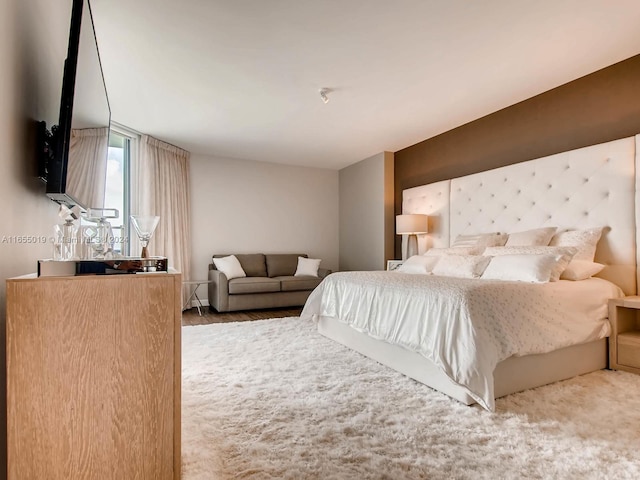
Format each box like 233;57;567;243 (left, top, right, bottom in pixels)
181;305;303;326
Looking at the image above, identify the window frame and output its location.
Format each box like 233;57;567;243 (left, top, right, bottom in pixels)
107;122;139;256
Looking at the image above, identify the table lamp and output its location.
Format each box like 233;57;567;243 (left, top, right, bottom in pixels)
396;214;429;259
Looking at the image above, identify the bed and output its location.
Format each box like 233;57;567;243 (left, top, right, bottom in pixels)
301;135;640;411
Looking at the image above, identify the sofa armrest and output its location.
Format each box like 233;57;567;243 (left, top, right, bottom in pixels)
318;268;332;279
208;269;229;312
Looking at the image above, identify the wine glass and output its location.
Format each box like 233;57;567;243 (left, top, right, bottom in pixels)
130;215;160;258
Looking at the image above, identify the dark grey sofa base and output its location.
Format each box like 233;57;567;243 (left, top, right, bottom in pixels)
208;290;313;313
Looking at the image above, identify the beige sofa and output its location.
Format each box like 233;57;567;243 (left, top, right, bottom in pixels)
208;253;331;312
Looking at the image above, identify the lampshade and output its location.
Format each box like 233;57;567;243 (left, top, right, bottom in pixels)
396;214;428;235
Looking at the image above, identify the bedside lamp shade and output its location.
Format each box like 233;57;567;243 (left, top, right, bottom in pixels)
396;214;429;259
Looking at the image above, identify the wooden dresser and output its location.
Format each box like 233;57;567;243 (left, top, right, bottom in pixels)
6;273;182;479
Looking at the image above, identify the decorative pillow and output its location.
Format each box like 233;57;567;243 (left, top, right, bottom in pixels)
431;255;491;279
452;233;508;248
560;260;605;281
549;227;604;262
213;255;247;280
505;227;557;247
397;255;439;275
424;246;481;257
213;254;267;277
481;254;564;283
483;246;577;282
294;256;321;277
483;245;577;257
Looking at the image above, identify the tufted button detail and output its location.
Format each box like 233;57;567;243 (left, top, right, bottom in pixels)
584;178;589;183
517;189;521;194
565;165;570;170
547;215;552;220
504;178;508;182
548;184;552;189
491;220;495;224
565;197;570;202
532;172;536;176
503;205;507;209
532;201;536;206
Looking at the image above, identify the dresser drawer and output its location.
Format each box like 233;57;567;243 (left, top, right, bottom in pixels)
618;332;640;369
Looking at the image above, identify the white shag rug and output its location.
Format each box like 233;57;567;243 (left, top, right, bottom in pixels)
181;317;640;480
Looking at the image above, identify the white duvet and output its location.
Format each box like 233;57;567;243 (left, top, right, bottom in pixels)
301;271;623;411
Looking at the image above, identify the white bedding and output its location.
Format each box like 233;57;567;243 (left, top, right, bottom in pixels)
301;272;623;411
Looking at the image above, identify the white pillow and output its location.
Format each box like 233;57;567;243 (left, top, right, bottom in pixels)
560;260;605;281
483;246;577;282
213;255;246;280
505;227;557;246
483;246;576;257
431;255;490;279
549;227;603;262
482;254;564;283
294;256;321;277
452;233;508;248
397;255;439;275
424;246;481;257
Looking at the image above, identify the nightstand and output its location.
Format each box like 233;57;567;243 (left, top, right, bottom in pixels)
608;296;640;374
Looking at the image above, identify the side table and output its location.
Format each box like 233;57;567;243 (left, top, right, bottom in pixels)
183;279;213;316
608;296;640;374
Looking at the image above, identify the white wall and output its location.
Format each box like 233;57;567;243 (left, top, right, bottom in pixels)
1;0;73;474
339;152;394;271
189;154;339;301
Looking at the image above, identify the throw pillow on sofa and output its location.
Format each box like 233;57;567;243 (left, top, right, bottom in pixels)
294;256;321;277
213;255;246;280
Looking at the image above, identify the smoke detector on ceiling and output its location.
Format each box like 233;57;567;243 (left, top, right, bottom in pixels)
319;88;330;104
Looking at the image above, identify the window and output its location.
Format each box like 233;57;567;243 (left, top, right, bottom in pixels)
104;126;136;255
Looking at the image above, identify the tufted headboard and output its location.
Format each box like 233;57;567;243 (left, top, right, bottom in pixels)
402;135;640;295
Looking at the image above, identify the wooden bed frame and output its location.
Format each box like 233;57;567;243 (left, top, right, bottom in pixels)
318;135;640;405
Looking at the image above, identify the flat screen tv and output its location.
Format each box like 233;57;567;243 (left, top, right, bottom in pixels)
39;0;110;210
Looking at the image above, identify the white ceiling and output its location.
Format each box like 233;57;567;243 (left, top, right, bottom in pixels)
90;0;640;170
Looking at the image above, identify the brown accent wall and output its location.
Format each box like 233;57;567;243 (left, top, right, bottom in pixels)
394;54;640;258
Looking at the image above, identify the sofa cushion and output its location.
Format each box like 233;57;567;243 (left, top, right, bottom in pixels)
228;277;281;295
213;254;267;277
277;275;322;292
266;254;307;277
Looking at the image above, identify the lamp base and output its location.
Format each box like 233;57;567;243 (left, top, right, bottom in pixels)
405;234;419;259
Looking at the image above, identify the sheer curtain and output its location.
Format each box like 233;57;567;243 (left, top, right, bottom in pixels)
67;127;109;208
132;134;191;305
